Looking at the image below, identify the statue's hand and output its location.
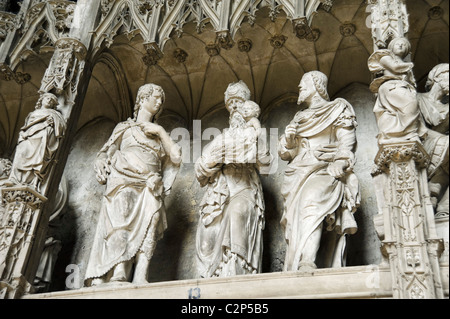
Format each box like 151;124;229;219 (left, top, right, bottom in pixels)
284;124;297;149
327;160;348;179
94;158;110;184
142;122;162;137
207;147;225;168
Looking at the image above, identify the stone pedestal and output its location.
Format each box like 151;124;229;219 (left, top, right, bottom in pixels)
0;186;47;299
372;142;445;299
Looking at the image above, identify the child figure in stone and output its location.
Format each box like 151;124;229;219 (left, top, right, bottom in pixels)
241;100;262;138
223;100;261;164
368;37;427;144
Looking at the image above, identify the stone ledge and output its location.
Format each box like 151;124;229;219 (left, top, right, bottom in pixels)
22;265;449;299
21;265;391;299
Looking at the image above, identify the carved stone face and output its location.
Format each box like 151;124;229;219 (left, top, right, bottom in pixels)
140;89;164;117
226;97;245;114
239;100;260;122
390;38;410;58
297;74;316;105
39;93;58;109
42;95;55;109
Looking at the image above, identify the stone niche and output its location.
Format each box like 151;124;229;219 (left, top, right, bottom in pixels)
45;81;384;292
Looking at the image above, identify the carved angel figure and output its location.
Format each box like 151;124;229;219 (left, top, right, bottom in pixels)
279;71;360;272
8;92;66;192
368;37;427;145
195;81;272;278
84;84;181;286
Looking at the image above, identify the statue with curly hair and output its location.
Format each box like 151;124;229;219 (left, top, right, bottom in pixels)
279;71;360;272
84;83;182;286
195;81;272;278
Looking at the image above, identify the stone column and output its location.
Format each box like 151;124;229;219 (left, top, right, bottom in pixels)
372;142;444;299
367;0;445;299
0;0;100;299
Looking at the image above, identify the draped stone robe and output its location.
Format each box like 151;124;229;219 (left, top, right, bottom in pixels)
195;127;271;278
279;98;360;271
84;120;179;282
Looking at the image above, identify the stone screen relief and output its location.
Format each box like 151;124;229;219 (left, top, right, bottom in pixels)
0;0;448;299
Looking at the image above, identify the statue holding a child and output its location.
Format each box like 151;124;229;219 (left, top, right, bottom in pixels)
195;81;272;278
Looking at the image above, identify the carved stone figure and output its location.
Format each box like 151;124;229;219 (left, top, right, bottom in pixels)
368;37;427;145
33;175;68;293
417;63;449;216
84;84;181;286
279;71;360;272
7;93;66;192
195;81;272;278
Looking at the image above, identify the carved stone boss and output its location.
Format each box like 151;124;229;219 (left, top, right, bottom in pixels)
372;142;444;299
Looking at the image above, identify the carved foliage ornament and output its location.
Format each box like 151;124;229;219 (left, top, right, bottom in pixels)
0;11;15;41
0;63;31;84
372;142;430;176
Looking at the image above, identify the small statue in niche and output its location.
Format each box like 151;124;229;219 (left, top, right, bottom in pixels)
84;84;181;286
368;36;427;145
279;71;360;272
195;81;272;278
417;63;449;216
7;92;66;192
33;175;68;293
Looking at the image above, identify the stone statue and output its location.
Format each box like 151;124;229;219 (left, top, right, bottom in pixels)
368;36;427;145
33;175;68;293
279;71;360;272
195;81;272;278
84;84;182;286
7;93;66;192
417;63;449;216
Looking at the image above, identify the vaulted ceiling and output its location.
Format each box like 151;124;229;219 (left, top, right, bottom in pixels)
0;0;448;157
